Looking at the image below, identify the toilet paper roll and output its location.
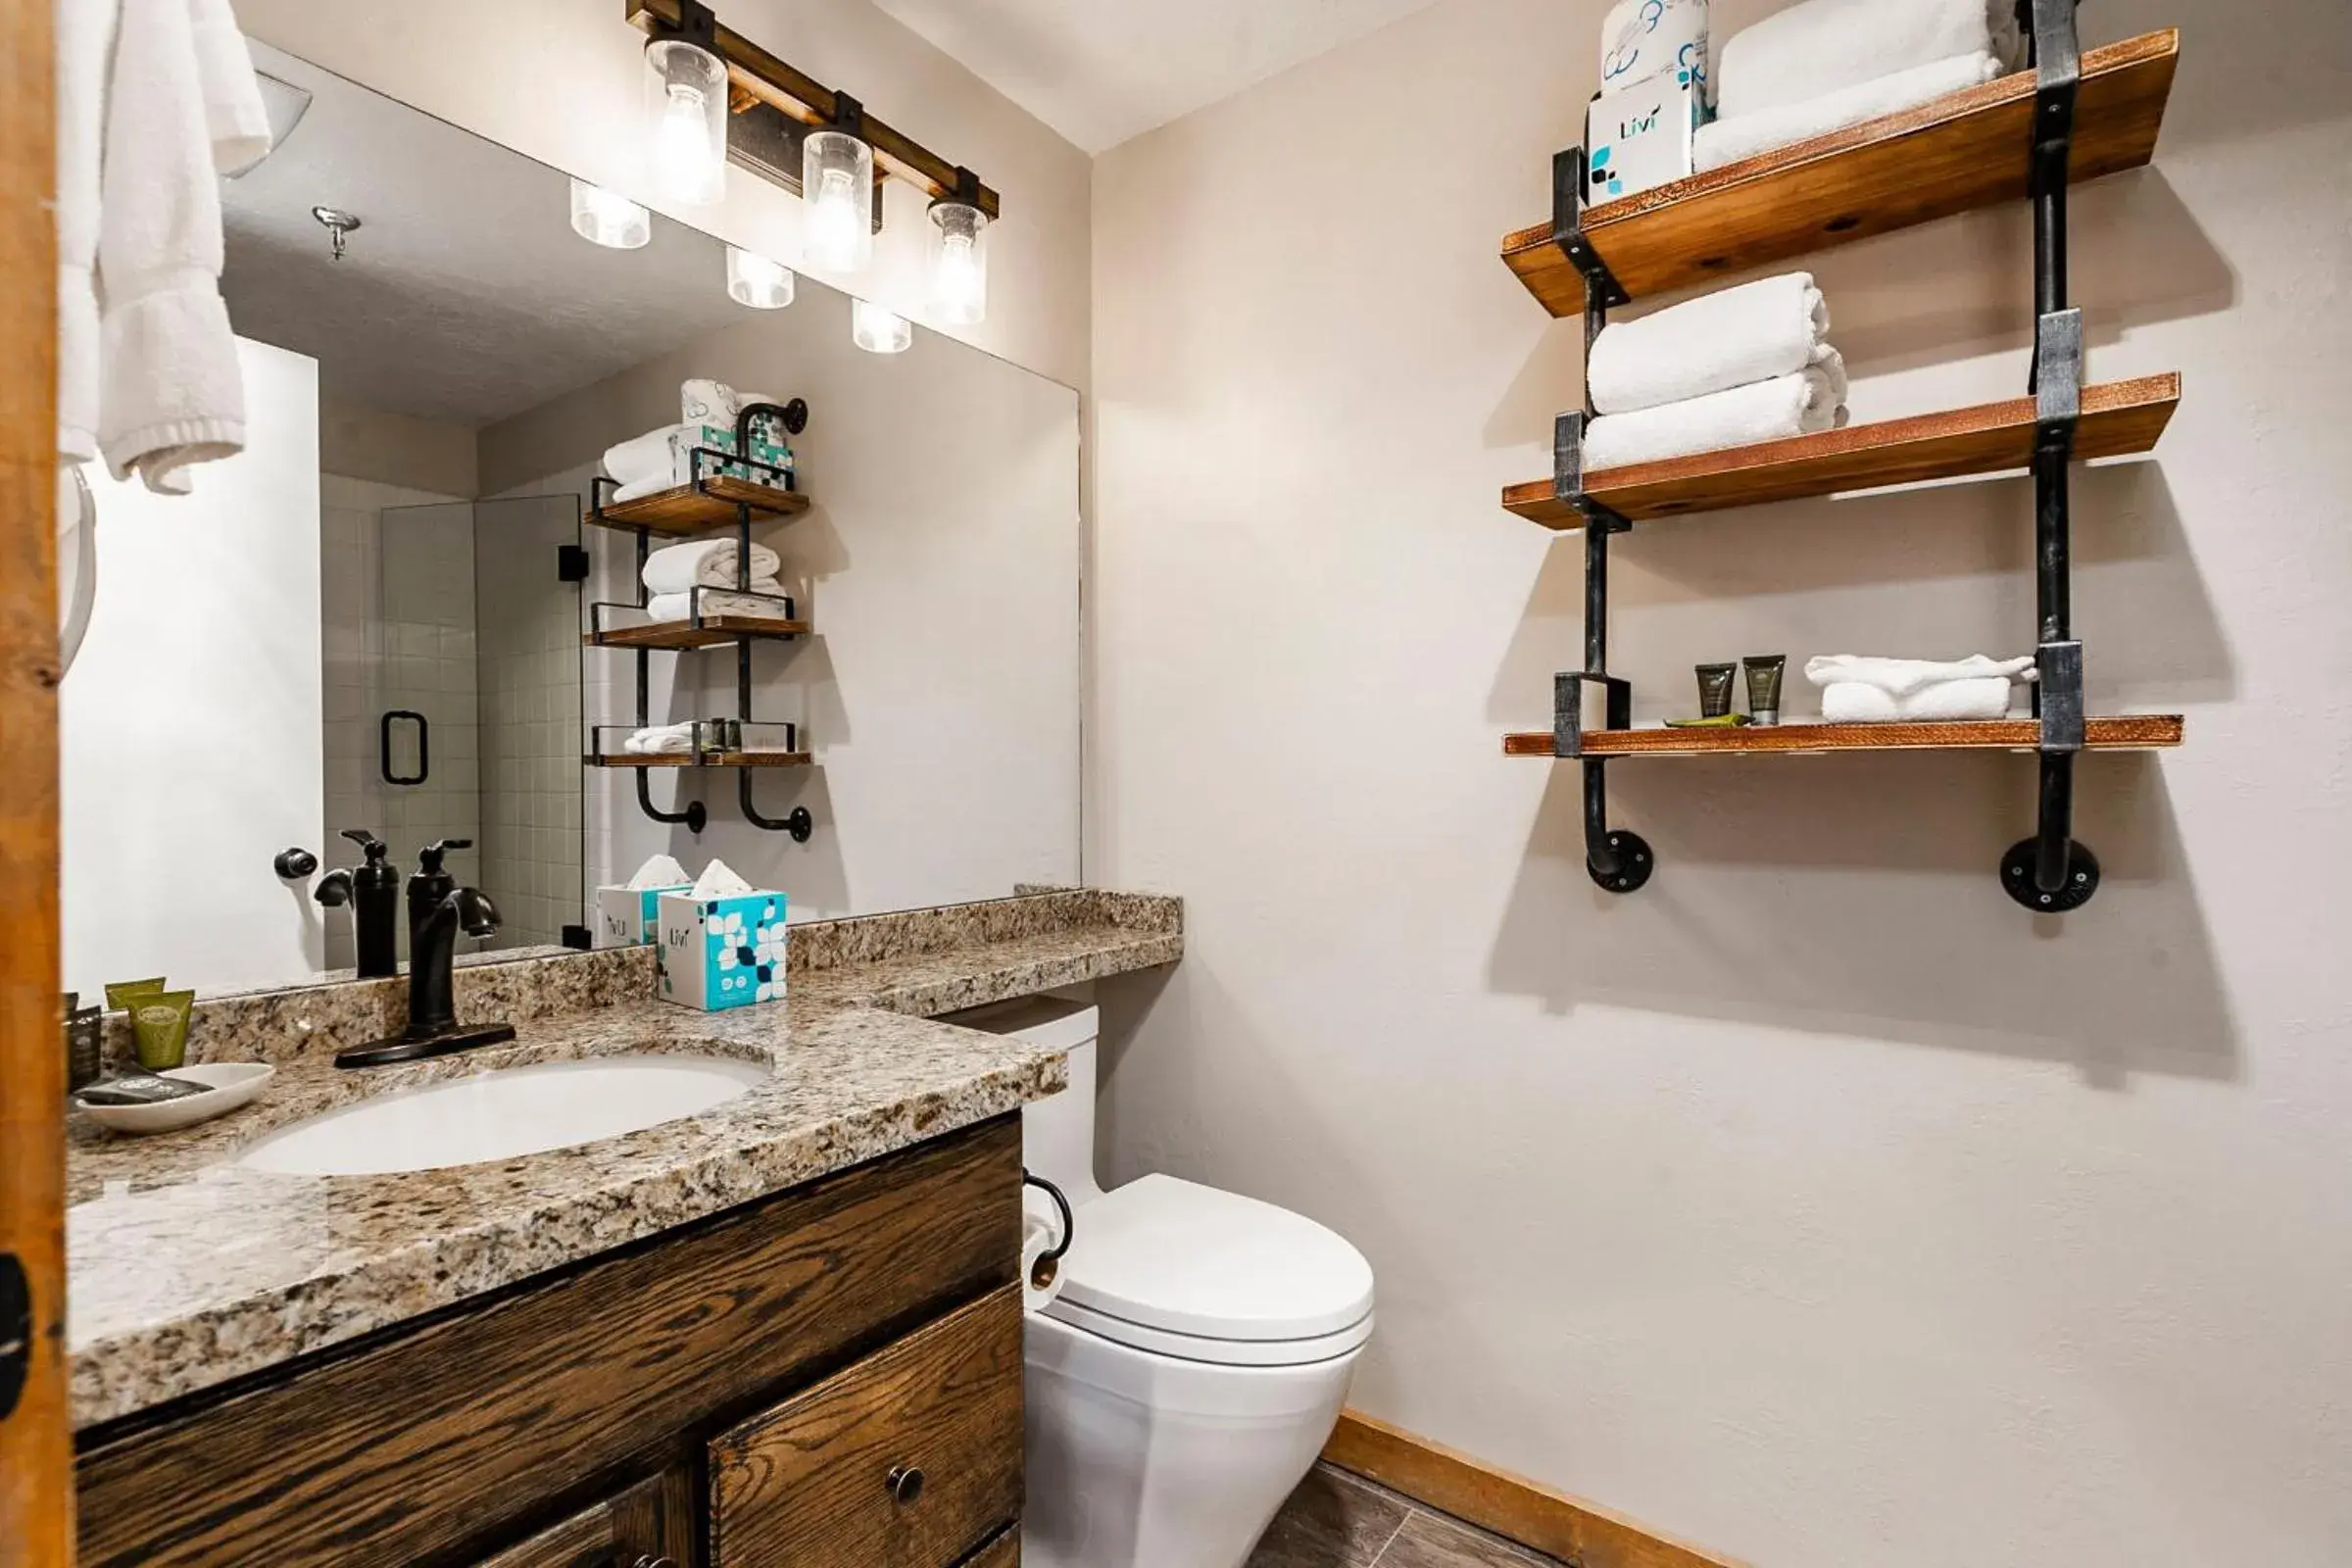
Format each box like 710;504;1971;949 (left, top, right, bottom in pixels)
1600;0;1710;102
1022;1197;1067;1314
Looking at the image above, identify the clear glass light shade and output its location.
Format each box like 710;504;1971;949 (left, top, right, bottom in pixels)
927;200;989;325
851;299;911;354
643;39;727;205
802;128;874;273
726;246;796;309
569;179;650;249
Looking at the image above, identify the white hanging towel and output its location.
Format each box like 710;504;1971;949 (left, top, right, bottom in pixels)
56;0;121;464
1588;272;1835;416
1581;361;1848;471
1714;0;2023;122
1696;52;2004;173
91;0;273;493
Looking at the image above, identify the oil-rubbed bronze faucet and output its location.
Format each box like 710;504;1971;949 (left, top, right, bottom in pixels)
335;885;515;1068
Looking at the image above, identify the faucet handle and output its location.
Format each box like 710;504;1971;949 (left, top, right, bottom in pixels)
416;838;473;872
339;828;388;858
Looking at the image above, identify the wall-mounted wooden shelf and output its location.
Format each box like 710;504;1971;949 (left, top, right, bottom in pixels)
585;614;811;651
1502;30;2178;312
589;476;811;537
1504;714;2183;758
1504;373;2178;527
586;752;813;769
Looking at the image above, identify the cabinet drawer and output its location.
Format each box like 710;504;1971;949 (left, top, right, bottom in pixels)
710;1285;1023;1568
472;1471;694;1568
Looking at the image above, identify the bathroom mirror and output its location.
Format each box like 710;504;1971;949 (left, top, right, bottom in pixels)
58;43;1082;1000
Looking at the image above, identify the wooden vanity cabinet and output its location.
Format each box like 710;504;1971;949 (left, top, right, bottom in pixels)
75;1116;1027;1568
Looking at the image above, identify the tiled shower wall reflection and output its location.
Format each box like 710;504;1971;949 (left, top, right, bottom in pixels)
318;482;582;965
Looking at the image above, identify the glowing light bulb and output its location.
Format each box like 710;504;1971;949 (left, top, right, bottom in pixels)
643;38;725;205
727;246;795;309
569;178;649;249
802;129;874;273
927;200;989;325
852;299;911;354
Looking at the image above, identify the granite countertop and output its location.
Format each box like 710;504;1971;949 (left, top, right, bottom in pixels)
69;891;1180;1430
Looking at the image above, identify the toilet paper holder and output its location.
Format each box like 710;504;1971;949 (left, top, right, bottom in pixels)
1022;1170;1073;1291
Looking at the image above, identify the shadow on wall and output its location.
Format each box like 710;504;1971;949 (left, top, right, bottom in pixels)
1489;748;2239;1085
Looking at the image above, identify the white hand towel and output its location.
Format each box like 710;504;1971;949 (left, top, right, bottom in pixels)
622;722;697;756
189;0;273;175
1589;272;1833;416
1583;363;1848;471
1821;677;2018;723
1697;52;2004;172
645;578;788;623
1716;0;2021;122
642;539;783;596
1804;654;2035;698
95;0;270;493
603;423;690;487
56;0;120;463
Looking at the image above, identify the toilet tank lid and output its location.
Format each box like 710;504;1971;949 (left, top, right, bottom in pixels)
1054;1174;1374;1343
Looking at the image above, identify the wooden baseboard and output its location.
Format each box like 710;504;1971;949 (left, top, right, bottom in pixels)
1321;1410;1748;1568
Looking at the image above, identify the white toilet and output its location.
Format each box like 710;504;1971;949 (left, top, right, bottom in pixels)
948;996;1375;1568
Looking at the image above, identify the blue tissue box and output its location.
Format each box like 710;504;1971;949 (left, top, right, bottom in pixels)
658;891;788;1010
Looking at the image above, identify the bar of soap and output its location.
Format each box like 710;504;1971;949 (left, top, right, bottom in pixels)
74;1071;209;1106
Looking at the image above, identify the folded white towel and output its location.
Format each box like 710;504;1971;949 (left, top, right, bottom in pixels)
1697;52;2004;172
1590;273;1833;416
622;723;697;756
645;579;788;623
1821;678;2018;723
604;423;689;487
642;539;782;596
56;0;119;462
1804;654;2035;697
96;0;271;493
1583;362;1848;471
1716;0;2021;122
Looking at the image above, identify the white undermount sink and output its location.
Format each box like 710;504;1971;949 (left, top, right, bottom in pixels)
235;1054;771;1177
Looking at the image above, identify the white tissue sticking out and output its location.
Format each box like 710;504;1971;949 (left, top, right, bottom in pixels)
626;854;691;890
1022;1192;1068;1314
691;858;755;900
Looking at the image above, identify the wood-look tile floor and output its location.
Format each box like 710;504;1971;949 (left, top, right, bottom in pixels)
1247;1463;1569;1568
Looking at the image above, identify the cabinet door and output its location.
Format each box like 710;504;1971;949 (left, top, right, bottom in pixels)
710;1286;1022;1568
474;1471;695;1568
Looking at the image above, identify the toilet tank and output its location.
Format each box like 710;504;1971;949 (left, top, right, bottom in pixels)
940;994;1104;1209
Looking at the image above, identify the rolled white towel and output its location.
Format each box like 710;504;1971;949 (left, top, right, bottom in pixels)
1590;273;1833;416
1821;678;2019;723
642;539;782;596
603;423;689;486
1804;653;2035;698
621;722;697;756
1697;52;2004;172
1583;360;1848;471
1716;0;2022;122
645;579;789;622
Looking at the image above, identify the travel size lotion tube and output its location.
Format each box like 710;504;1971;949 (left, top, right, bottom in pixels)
1743;655;1787;726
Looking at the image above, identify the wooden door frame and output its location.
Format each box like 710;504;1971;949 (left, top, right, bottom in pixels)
1;0;69;1561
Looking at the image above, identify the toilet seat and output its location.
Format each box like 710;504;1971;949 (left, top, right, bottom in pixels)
1041;1174;1375;1369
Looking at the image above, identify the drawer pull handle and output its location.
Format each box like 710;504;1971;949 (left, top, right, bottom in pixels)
887;1464;926;1506
625;1557;675;1568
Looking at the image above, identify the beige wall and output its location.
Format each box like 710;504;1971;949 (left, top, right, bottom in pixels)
234;0;1092;397
1092;2;2352;1565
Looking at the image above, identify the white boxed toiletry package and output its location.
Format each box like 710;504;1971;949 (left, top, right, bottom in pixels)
1600;0;1709;101
594;854;693;949
1586;74;1704;203
659;860;789;1011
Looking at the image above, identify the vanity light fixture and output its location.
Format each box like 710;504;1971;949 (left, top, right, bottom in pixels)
642;11;729;206
726;245;795;309
927;172;989;325
851;299;911;355
570;178;651;249
626;0;1001;294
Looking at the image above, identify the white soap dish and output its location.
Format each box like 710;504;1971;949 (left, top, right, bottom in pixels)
77;1062;276;1135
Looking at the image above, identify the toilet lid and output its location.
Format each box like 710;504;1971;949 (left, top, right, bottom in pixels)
1046;1174;1374;1345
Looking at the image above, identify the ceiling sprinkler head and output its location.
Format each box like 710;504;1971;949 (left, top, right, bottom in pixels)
311;206;362;261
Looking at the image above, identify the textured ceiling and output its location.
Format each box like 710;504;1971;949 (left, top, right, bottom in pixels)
870;0;1440;153
225;44;748;428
